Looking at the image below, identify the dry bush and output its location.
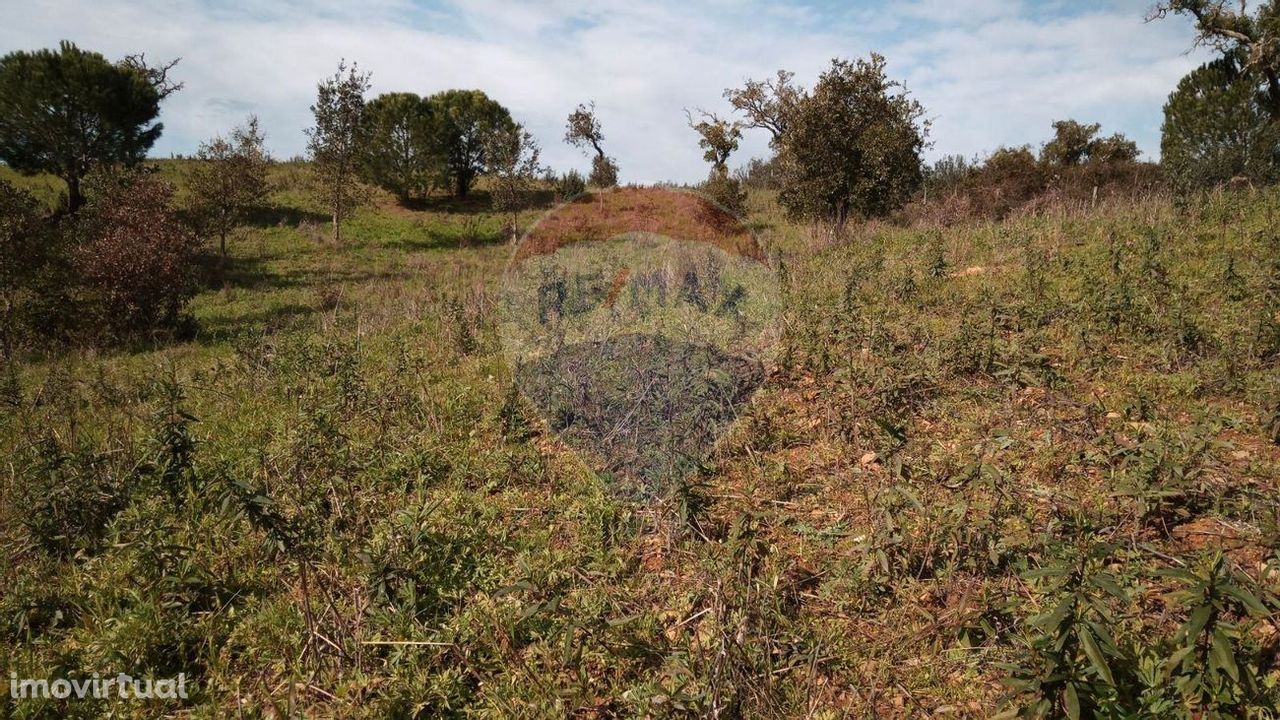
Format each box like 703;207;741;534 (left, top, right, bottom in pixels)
902;155;1165;226
72;173;200;336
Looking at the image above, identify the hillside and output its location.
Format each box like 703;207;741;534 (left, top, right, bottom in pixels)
2;164;1279;717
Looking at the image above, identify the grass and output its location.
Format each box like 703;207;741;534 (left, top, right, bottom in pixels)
1;165;1278;718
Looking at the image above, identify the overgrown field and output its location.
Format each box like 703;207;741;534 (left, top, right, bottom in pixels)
2;167;1279;718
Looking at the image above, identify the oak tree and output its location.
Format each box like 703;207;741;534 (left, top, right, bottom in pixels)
187;116;270;258
307;61;371;243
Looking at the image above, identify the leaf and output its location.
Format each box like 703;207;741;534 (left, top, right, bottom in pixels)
1064;682;1081;720
1162;645;1195;678
1221;583;1267;616
1080;628;1115;685
1089;573;1127;601
1183;604;1213;641
1211;628;1239;682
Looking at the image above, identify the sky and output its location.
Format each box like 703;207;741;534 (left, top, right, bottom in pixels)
0;0;1213;183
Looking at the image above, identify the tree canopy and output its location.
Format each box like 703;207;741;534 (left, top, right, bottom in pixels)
775;55;928;227
1162;54;1280;186
428;89;513;198
1041;120;1139;166
1150;0;1280;118
363;92;437;203
307;61;372;243
0;41;169;212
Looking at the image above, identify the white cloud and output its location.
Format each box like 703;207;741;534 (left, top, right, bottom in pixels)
0;0;1210;182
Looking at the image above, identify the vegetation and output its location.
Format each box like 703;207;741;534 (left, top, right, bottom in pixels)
186;116;270;258
4;23;1280;718
565;102;619;188
429;89;514;199
362;92;437;203
3;160;1279;716
307;61;372;243
482;122;545;240
0;41;172;212
772;55;929;228
1040;120;1139;167
1162;53;1280;188
1151;0;1280;119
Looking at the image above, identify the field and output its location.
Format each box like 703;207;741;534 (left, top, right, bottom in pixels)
2;164;1279;718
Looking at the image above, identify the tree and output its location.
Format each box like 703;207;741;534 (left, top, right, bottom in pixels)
687;110;746;213
1162;54;1280;186
565;102;619;188
589;155;619;189
1041;120;1140;166
724;70;804;147
363;92;437;203
428;89;513;198
0;42;173;212
776;55;928;229
307;61;371;243
1042;120;1102;166
1089;133;1141;164
686;109;742;175
1150;1;1280;118
483;122;546;241
187;116;270;258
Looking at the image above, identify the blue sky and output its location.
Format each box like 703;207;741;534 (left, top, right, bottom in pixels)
0;0;1210;183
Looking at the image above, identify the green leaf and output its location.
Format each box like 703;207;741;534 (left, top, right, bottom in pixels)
1183;604;1213;641
1080;628;1115;685
1211;628;1239;682
1089;573;1127;600
1163;645;1195;678
1222;583;1267;616
1064;682;1081;720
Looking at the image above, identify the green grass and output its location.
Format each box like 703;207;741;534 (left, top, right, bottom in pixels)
2;167;1278;718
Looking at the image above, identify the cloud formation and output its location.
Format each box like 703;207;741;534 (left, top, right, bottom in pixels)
0;0;1210;183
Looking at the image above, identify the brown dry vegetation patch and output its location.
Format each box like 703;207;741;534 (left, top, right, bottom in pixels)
517;186;762;262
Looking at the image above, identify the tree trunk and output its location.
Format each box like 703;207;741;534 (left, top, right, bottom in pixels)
333;206;341;244
1265;69;1280;120
456;172;470;199
65;174;85;214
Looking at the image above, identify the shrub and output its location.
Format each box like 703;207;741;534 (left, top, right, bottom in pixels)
72;172;200;336
735;156;783;191
555;169;587;200
589;154;619;189
0;181;76;347
700;170;747;215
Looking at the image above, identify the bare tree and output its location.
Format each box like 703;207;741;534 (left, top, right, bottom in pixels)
307;61;371;243
188;116;270;259
120;53;184;100
484;122;546;241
